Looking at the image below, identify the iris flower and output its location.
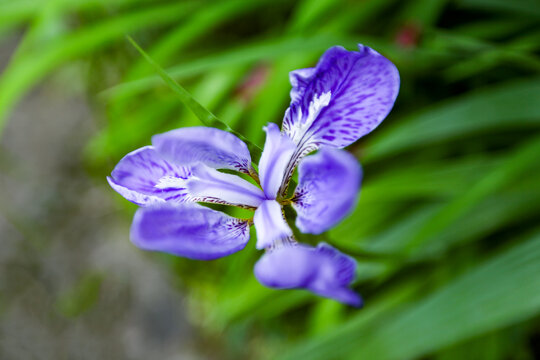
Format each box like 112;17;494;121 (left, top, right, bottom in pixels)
108;45;399;306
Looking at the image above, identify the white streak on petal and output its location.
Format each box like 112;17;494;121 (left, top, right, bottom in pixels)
154;175;188;189
287;91;332;145
108;146;190;205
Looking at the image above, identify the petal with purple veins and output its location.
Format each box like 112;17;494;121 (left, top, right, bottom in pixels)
293;148;362;234
289;67;316;103
107;146;190;206
186;163;265;208
258;123;296;199
131;203;250;260
282;44;399;156
253;200;293;249
254;243;362;306
152;127;252;173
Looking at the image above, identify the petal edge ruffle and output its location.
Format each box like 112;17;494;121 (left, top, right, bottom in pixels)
282;44;399;167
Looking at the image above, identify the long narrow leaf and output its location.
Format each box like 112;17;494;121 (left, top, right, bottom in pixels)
365;77;540;162
280;230;540;360
126;36;262;158
0;1;201;134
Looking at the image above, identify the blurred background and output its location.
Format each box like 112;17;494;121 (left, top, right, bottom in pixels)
1;0;539;359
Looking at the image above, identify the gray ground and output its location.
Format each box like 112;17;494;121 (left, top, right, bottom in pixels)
0;36;206;360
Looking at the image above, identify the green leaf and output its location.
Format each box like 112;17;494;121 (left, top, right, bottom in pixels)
330;155;502;244
0;1;201;134
281;230;540;360
126;0;283;79
365;77;540;162
404;134;540;253
456;0;540;18
101;34;363;100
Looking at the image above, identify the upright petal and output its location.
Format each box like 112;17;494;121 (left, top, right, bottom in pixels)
131;203;250;260
253;200;293;249
289;67;316;103
254;243;362;306
152;127;252;173
293;148;362;234
186;163;265;208
107;146;190;206
258;123;296;199
282;44;399;151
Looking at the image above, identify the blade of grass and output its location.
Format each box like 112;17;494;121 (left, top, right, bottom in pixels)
126;36;262;158
280;229;540;360
404;134;540;253
365;77;540;162
0;0;202;134
126;0;284;79
456;0;540;18
100;33;365;100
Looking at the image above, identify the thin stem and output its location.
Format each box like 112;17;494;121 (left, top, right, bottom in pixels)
248;165;261;187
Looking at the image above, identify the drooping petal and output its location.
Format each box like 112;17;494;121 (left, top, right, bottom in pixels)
258;123;296;199
107;146;190;206
186;163;265;208
152;127;252;173
253;200;293;249
293;148;362;234
254;243;362;306
131;203;250;260
282;44;399;155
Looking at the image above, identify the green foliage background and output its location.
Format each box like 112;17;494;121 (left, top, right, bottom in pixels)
1;0;539;358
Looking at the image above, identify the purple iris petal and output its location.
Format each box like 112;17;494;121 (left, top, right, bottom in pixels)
254;243;362;306
293;148;362;234
258;123;296;199
253;200;293;249
186;163;265;208
289;67;316;103
131;203;250;260
152;127;252;173
282;44;399;152
107;146;190;205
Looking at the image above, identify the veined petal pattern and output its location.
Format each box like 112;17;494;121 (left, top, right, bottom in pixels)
107;146;190;206
153;127;253;173
131;203;250;260
293;148;362;234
